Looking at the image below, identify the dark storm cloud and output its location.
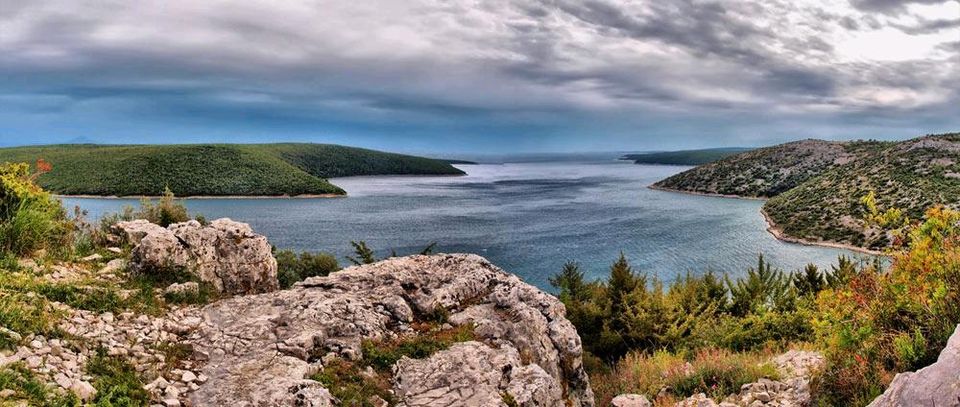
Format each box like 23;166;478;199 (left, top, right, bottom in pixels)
848;0;954;13
0;0;958;151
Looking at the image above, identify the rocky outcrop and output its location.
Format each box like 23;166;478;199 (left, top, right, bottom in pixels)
867;324;960;407
183;254;594;406
119;218;278;295
611;394;652;407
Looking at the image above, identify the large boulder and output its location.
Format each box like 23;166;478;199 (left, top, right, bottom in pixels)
112;219;168;245
125;218;278;295
867;324;960;407
182;254;595;407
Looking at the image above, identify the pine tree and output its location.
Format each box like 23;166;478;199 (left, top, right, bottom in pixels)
607;252;641;330
550;261;589;303
346;241;377;265
793;263;825;296
826;255;859;288
728;254;793;316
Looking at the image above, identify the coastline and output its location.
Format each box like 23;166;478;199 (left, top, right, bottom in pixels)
647;184;769;201
55;193;347;200
649;184;888;257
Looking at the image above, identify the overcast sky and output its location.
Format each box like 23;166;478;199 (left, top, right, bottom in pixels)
2;0;958;153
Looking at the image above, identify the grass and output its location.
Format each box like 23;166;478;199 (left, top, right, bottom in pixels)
590;348;779;406
311;359;395;407
0;144;465;197
0;363;80;406
86;350;150;406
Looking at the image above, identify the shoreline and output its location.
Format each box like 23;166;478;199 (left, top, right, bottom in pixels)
55;193;347;200
647;184;769;201
649;184;888;256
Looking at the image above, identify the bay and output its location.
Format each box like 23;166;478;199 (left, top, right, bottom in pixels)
62;158;869;290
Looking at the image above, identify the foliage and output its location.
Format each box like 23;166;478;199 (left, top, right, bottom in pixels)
727;255;794;317
86;349;150;406
275;249;340;288
0;143;465;197
591;348;778;405
812;206;960;406
136;187;189;227
0;161;68;256
623;147;753;166
552;253;822;362
345;241;377;266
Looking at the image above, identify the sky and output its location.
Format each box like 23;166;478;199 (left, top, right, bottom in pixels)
1;0;958;154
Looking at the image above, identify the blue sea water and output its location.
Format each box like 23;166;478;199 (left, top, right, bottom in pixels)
61;158;871;290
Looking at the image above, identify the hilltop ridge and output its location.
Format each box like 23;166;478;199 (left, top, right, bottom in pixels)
0;143;465;197
654;133;960;250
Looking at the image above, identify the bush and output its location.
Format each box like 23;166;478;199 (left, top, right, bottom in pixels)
0;162;68;256
812;206;960;405
275;249;340;288
136;187;189;227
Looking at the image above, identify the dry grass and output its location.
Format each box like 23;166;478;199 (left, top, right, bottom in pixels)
591;347;779;406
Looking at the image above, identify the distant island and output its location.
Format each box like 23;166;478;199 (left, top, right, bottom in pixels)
653;133;960;251
0;144;465;197
621;147;753;165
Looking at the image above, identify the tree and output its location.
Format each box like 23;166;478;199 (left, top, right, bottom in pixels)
550;261;589;303
346;241;376;265
608;252;640;321
728;254;793;316
825;255;858;288
792;264;824;297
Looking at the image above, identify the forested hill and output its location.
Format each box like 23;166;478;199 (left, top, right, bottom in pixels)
621;147;752;165
653;133;960;250
0;144;465;196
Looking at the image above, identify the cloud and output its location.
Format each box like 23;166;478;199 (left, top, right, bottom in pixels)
0;0;957;151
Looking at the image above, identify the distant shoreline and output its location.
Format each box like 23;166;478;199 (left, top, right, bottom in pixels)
647;184;768;201
648;184;887;256
55;193;346;200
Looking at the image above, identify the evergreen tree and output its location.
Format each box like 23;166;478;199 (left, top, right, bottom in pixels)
346;241;377;265
793;264;825;297
607;252;640;321
826;255;859;288
550;261;589;303
728;254;793;316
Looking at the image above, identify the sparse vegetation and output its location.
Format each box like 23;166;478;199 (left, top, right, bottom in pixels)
0;362;80;406
86;349;151;406
591;348;779;405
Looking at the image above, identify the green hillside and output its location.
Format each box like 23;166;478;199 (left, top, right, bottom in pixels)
621;147;752;165
652;133;960;249
0;144;465;196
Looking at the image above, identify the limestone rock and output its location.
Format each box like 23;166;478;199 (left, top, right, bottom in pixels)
113;220;168;245
867;324;960;407
127;218;278;295
186;254;594;407
611;394;652;407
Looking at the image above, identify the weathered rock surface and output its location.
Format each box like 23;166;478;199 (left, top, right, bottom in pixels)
123;218;278;295
184;254;594;407
867;324;960;407
611;394;652;407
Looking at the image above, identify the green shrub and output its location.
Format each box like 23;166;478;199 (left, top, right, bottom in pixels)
275;249;340;288
136;187;189;227
310;359;394;407
0;162;68;257
361;324;475;371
